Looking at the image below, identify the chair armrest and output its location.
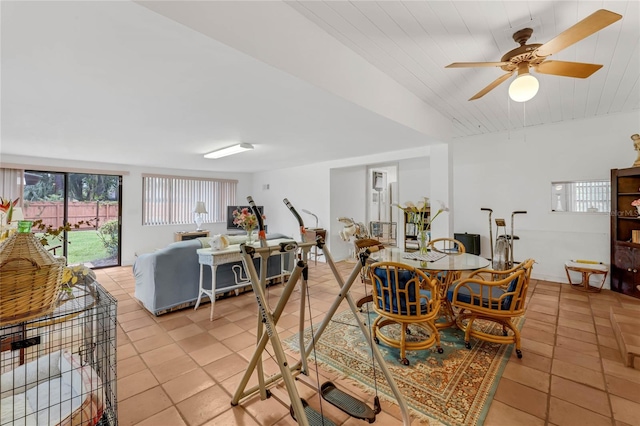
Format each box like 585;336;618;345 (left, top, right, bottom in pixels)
468;262;527;281
467;268;495;279
451;278;509;313
420;277;441;296
451;268;526;314
454;276;513;288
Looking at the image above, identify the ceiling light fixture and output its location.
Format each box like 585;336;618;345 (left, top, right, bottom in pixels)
508;63;539;102
204;143;254;159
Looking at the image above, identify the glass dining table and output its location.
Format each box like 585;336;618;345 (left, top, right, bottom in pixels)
370;247;491;328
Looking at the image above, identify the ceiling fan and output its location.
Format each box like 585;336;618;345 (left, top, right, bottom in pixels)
446;9;622;102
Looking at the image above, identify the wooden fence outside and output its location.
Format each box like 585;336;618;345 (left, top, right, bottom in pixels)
23;201;119;230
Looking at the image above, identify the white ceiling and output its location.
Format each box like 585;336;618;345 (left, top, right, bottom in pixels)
2;1;638;173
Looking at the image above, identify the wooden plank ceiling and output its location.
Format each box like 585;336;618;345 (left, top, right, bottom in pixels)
286;0;639;138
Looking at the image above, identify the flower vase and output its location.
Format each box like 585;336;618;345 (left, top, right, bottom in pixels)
246;229;254;244
418;230;429;254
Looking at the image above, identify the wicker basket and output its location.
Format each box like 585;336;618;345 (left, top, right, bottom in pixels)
0;228;64;326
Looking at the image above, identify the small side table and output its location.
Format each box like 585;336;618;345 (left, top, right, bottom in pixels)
565;260;608;293
175;230;210;242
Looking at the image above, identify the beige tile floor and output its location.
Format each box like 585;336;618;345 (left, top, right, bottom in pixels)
94;261;640;426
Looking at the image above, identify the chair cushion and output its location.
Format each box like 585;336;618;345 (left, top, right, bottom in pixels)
373;268;430;315
448;282;509;310
502;275;520;309
565;260;608;272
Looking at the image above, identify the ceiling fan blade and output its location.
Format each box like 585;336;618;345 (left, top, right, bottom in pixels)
469;72;513;101
535;60;603;78
446;62;509;68
535;9;622;57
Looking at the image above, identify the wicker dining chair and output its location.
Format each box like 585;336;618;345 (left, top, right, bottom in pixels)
427;237;466;255
425;238;467;285
368;261;443;365
449;258;535;358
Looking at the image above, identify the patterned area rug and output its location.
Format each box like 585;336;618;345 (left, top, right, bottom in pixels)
283;307;523;426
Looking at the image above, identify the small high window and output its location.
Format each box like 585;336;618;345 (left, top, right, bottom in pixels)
551;180;610;213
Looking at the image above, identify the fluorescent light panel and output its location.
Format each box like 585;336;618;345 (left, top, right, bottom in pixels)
204;143;254;159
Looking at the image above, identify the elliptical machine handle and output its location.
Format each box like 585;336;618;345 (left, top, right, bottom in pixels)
283;198;306;241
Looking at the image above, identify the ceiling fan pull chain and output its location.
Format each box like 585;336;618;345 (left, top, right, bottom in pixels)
523;102;527;143
507;96;511;140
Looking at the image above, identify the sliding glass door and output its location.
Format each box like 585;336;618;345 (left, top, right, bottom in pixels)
23;171;122;268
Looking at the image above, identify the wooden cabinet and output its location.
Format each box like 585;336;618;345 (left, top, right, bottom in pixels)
403;209;430;252
175;230;210;242
611;243;640;297
610;167;640;299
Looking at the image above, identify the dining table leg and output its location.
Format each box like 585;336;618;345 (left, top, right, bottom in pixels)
431;270;461;329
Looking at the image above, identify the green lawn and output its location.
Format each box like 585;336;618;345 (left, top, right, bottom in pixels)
37;230;110;265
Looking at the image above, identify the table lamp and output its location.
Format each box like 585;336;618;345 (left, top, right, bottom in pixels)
194;202;208;231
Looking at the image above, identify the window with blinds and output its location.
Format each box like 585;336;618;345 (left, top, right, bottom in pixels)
551;180;610;213
142;175;237;226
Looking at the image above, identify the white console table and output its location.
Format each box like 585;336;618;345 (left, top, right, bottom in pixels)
195;238;295;321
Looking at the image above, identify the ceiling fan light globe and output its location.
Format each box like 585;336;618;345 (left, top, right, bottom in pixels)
508;74;539;102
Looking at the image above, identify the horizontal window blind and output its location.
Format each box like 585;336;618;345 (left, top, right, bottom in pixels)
142;175;237;226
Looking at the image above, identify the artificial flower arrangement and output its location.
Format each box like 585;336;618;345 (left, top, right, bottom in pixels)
57;264;97;302
61;264;96;290
0;197;19;223
232;207;265;233
631;199;640;207
0;197;20;239
62;264;96;286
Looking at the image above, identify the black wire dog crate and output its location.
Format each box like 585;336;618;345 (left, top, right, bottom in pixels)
0;281;117;426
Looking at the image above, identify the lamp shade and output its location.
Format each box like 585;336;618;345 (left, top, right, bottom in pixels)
194;202;208;214
508;63;539;102
509;74;539;102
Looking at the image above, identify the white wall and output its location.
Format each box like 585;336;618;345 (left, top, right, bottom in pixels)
331;166;367;260
248;162;331;241
452;110;639;286
1;154;253;266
